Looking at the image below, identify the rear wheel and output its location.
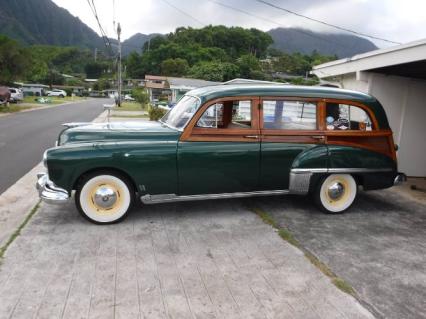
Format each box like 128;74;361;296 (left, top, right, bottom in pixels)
314;174;357;214
75;172;134;224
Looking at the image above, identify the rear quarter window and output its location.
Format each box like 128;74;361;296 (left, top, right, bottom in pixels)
326;103;373;131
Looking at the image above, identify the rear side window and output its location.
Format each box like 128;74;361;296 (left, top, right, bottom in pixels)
326;103;373;131
263;100;317;130
196;100;252;129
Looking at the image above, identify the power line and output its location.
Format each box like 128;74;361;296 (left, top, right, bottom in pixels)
91;0;111;45
255;0;401;45
86;0;114;54
159;0;206;27
207;0;351;50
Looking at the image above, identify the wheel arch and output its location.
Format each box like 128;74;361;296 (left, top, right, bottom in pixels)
73;167;138;194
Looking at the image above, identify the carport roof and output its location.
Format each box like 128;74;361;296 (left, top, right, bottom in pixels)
312;38;426;79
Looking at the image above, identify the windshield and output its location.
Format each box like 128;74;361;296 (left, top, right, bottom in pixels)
161;95;200;130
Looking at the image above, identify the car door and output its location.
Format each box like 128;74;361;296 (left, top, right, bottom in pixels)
259;97;327;190
177;97;261;195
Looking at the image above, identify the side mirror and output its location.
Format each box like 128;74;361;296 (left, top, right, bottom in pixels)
394;144;399;151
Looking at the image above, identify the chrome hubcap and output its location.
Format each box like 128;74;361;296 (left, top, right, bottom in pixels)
327;182;345;201
93;186;117;209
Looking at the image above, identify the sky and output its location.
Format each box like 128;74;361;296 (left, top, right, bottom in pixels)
52;0;426;47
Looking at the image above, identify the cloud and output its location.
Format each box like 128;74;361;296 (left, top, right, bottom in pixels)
52;0;426;46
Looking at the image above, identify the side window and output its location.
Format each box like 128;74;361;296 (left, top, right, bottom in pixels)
196;100;252;129
326;103;373;131
263;100;317;130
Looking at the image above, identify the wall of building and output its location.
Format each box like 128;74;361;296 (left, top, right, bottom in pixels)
339;72;426;176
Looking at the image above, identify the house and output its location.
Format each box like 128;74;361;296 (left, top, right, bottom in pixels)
144;75;219;103
223;78;286;85
312;39;426;177
18;83;49;97
167;77;219;101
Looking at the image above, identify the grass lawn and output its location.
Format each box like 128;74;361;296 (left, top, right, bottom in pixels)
22;96;86;105
0;104;33;113
114;101;146;112
0;96;88;114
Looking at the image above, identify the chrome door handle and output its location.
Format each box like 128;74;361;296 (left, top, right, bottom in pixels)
312;135;325;142
244;135;259;139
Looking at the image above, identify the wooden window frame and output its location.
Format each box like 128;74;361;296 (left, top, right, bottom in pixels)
179;95;395;159
180;96;260;142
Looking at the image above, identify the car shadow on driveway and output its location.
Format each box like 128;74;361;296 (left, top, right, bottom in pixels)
250;189;426;319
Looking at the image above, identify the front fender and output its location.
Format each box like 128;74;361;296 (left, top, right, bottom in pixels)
46;140;178;194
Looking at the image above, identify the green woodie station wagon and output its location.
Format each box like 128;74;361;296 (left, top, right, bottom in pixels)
37;85;406;224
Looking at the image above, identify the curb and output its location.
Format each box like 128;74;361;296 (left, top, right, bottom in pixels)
0;110;107;252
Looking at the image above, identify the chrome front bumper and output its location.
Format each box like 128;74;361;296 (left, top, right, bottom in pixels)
36;173;70;204
394;173;407;186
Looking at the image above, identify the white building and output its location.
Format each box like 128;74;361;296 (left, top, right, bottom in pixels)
18;83;49;97
312;39;426;177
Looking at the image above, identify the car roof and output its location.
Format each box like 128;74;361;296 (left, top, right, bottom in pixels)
188;84;374;102
187;84;390;129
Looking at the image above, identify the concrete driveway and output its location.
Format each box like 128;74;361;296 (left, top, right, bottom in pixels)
253;188;426;319
0;199;373;319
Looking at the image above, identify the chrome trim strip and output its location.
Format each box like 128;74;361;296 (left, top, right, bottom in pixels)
288;167;394;194
291;168;328;173
289;171;312;195
141;189;289;204
291;168;394;174
329;168;394;173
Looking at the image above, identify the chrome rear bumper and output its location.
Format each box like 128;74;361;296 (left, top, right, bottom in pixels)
394;173;407;186
36;173;70;204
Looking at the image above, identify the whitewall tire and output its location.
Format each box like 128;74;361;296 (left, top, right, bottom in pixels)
315;174;357;214
76;173;133;224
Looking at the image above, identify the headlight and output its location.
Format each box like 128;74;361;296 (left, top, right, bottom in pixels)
43;150;48;168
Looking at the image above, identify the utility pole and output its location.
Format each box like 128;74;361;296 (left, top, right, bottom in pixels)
117;22;122;107
94;48;97;62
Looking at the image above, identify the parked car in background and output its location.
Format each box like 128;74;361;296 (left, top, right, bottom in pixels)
123;94;135;101
46;89;67;98
8;88;24;103
37;85;406;224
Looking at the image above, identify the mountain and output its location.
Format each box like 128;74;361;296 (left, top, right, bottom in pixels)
268;28;377;58
0;0;378;58
0;0;103;48
122;33;162;56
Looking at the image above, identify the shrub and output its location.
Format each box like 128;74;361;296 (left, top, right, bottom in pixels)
148;105;167;121
132;88;150;108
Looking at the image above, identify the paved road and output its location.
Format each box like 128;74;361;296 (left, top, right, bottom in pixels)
0;99;107;195
0;200;373;319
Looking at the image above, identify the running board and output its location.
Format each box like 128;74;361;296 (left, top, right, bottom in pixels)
140;190;289;204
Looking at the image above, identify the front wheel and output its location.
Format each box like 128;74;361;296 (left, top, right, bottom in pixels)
314;174;357;214
76;172;134;224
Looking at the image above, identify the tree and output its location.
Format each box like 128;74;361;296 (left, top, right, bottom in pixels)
0;36;30;84
237;54;263;79
188;62;239;82
85;62;107;78
125;52;145;78
160;58;189;76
